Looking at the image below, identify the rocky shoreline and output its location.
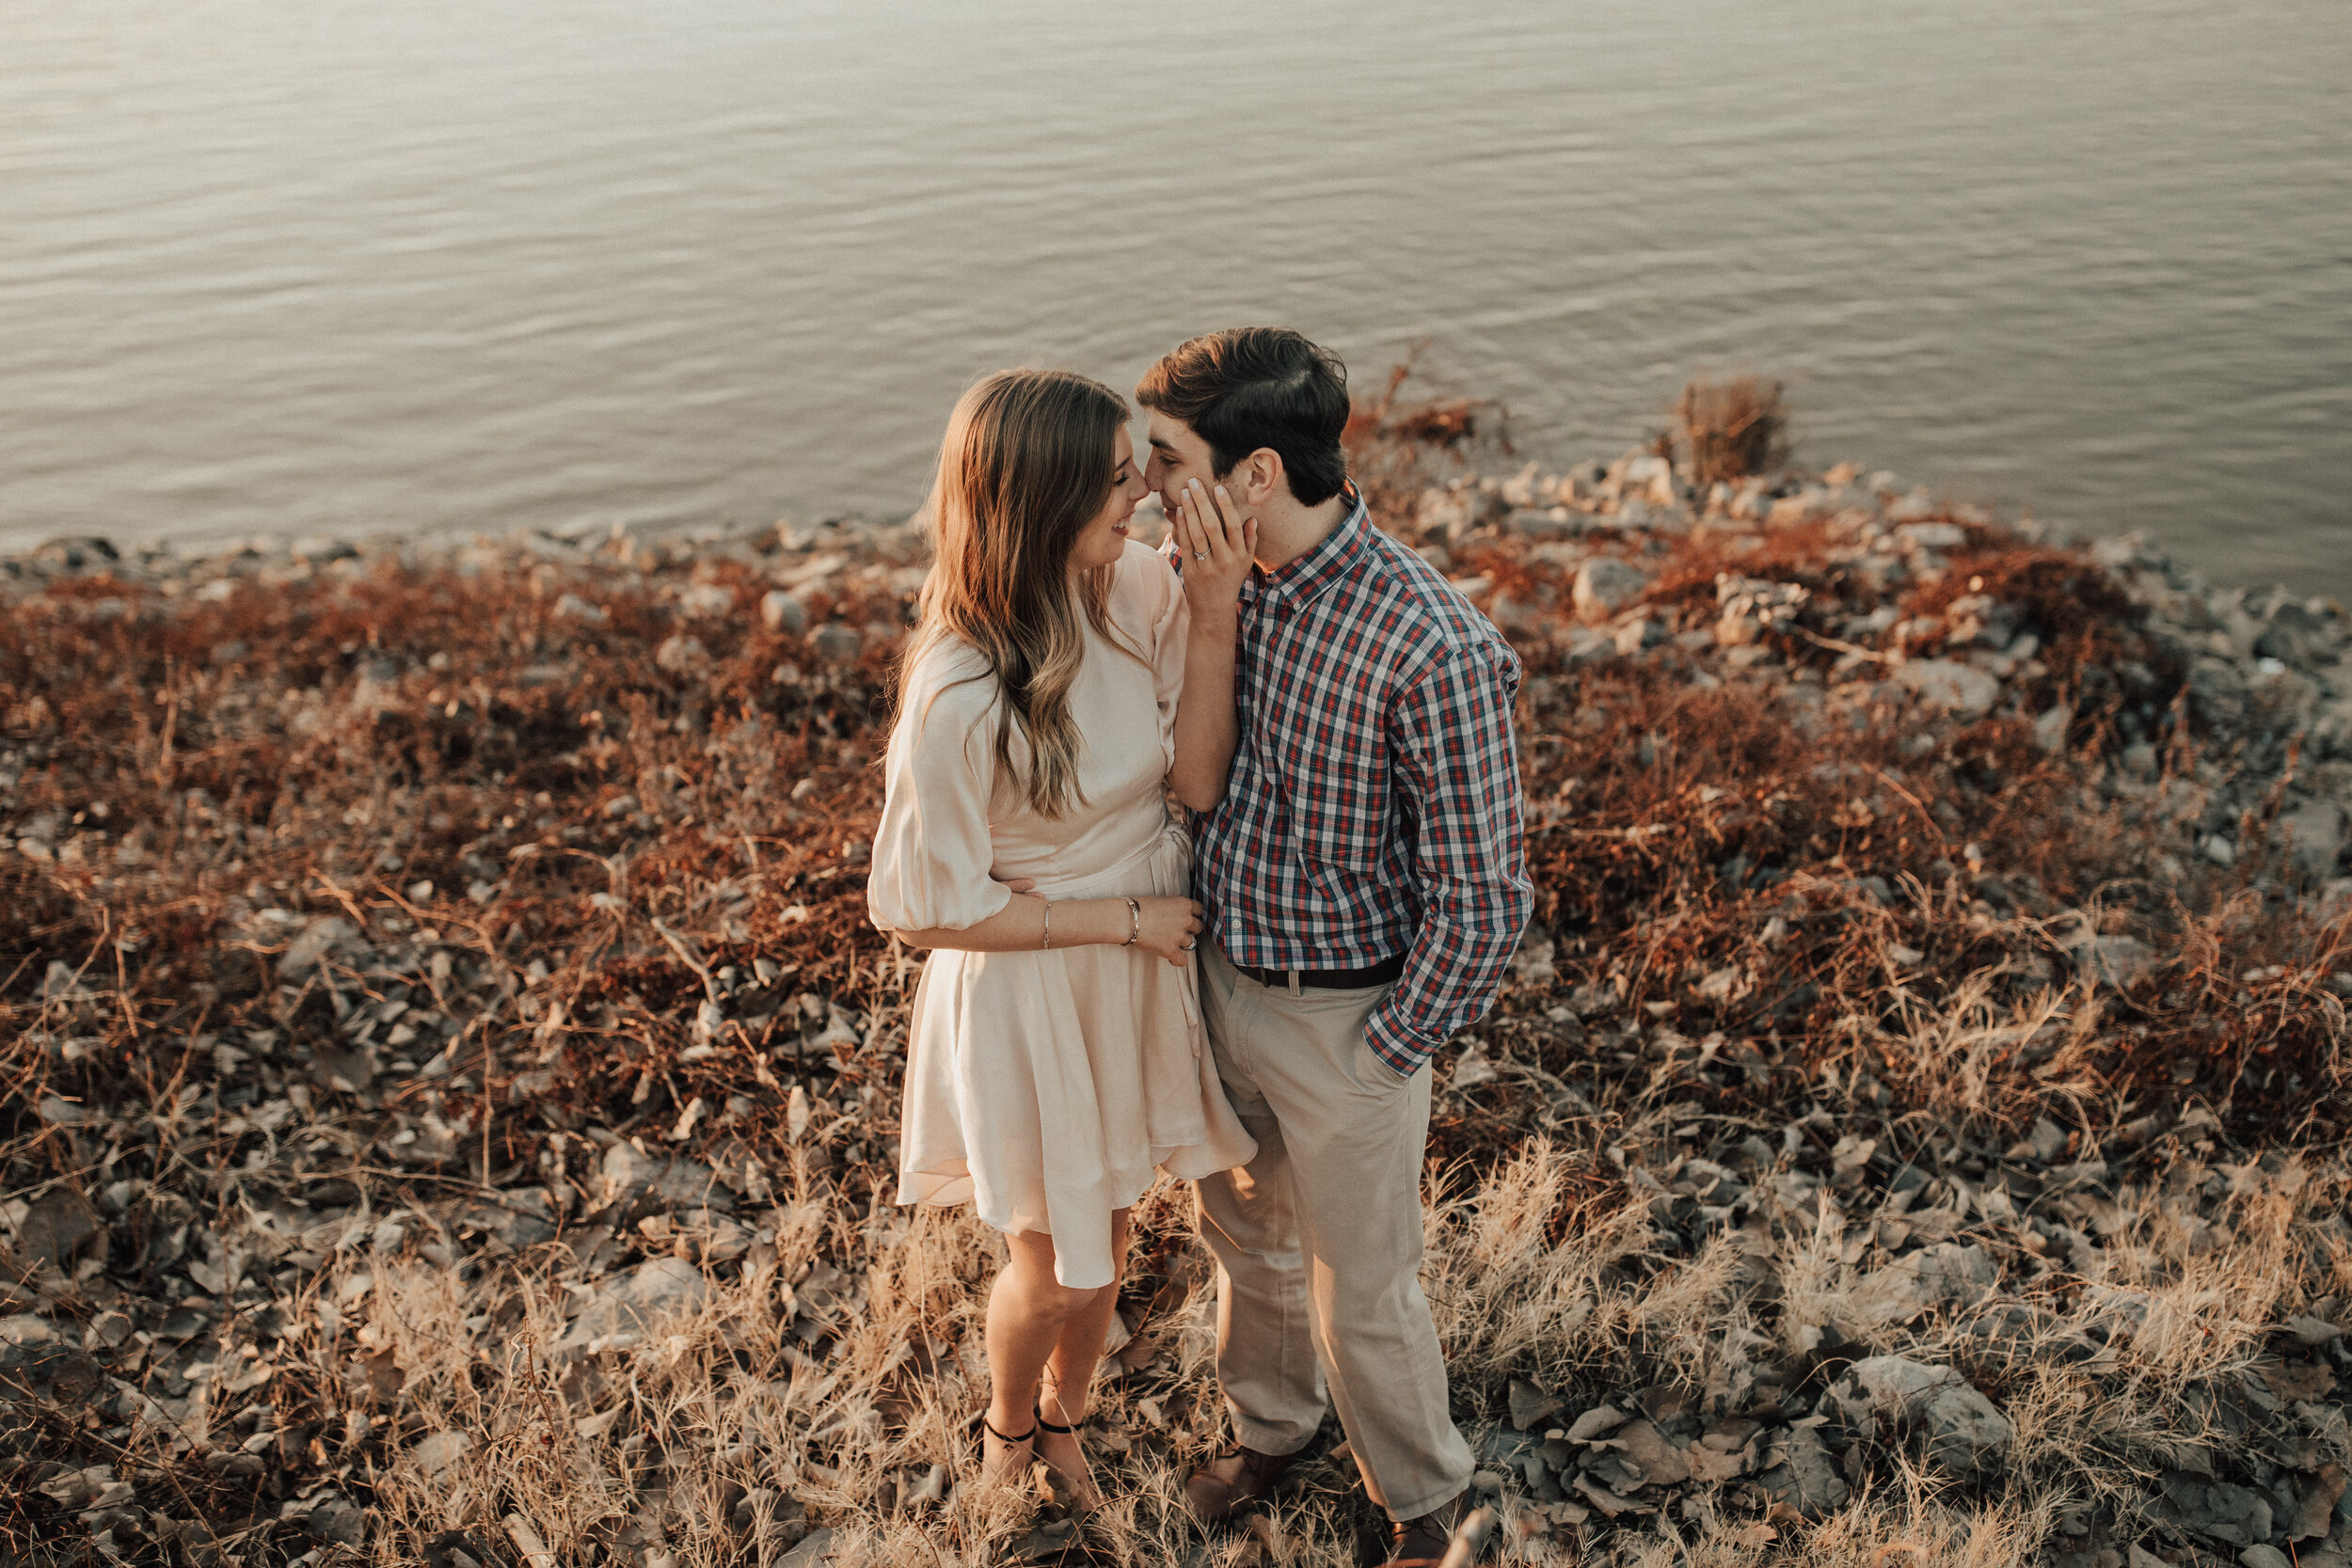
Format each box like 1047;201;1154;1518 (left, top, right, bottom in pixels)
3;440;2349;1568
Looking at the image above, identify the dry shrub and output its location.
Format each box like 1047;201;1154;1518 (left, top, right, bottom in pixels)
1673;375;1789;487
1343;349;1509;533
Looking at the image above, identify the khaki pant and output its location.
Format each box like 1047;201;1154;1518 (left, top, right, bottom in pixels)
1192;942;1474;1521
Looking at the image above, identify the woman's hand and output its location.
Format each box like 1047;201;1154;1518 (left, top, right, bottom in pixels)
1133;895;1204;967
1176;480;1257;610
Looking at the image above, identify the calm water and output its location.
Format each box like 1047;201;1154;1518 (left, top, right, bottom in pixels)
5;1;2349;595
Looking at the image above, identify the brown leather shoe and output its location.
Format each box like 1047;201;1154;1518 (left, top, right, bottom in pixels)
1382;1490;1474;1568
1183;1445;1302;1524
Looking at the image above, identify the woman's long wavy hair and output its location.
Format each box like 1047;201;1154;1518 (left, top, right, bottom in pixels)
900;368;1130;819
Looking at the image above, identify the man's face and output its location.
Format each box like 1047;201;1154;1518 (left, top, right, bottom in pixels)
1143;412;1225;531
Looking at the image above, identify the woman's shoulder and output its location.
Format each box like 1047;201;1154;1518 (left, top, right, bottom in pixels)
898;636;999;725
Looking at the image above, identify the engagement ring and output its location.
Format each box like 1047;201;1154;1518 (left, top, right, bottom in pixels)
1194;550;1207;560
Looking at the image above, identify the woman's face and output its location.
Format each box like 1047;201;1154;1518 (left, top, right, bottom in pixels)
1067;426;1147;572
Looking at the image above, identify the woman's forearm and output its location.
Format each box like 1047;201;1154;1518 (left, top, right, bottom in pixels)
888;895;1134;954
1169;603;1239;813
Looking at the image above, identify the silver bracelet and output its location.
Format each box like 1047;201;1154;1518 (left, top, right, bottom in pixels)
1121;896;1141;946
1041;900;1052;950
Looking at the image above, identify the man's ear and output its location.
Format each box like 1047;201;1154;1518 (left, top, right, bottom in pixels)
1240;449;1284;507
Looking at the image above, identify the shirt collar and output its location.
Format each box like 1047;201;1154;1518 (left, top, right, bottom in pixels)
1251;483;1369;614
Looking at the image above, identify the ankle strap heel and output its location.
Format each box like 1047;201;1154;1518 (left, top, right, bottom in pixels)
983;1413;1035;1445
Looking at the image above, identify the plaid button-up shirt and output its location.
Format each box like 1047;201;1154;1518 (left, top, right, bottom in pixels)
1181;490;1533;1077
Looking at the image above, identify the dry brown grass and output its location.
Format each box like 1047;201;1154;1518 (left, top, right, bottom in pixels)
1672;376;1790;488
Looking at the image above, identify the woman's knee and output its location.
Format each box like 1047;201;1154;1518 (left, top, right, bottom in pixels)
1049;1276;1117;1319
1003;1244;1105;1319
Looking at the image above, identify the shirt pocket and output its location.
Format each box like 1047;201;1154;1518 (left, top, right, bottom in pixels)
1270;715;1390;874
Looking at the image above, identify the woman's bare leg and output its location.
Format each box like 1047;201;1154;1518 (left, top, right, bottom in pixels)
1035;1207;1130;1508
982;1226;1107;1486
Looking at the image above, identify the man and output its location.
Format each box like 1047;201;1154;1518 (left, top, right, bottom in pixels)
1138;327;1533;1566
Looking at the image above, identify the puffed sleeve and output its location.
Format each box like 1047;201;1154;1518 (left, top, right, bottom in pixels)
866;645;1014;933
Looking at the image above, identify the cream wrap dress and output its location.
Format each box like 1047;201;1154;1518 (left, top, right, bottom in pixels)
869;540;1256;1289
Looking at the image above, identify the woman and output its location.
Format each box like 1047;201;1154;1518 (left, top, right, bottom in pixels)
866;368;1258;1504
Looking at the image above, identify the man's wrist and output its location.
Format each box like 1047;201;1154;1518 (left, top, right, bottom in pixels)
1363;1005;1435;1079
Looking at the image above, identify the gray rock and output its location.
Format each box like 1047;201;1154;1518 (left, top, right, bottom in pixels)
1614;617;1662;655
2256;599;2332;666
304;1493;369;1546
2316;699;2352;761
1613;1418;1692;1485
33;536;119;571
655;634;709;673
1561;626;1618;667
1895;521;1967;551
2079;934;2156;990
676;583;735;619
1507;508;1583;540
2188;657;2249;732
779;1527;836;1565
2289;1462;2347;1539
1754;1422;1850;1519
2004;1117;2069;1164
808;624;865;666
1891;659;2001;718
554;1257;712;1356
2283;1314;2345;1348
280;916;359;980
598;1142;724;1210
760;588;807;634
1565;1402;1629;1442
1487;585;1558;633
1827;1355;2011;1476
2243;1548;2294;1568
16;1189;104;1269
2274;800;2347;879
552;593;609;625
1509;1379;1565;1432
409;1430;472;1480
290;535;358;563
1848;1243;1997;1325
1572;559;1652;624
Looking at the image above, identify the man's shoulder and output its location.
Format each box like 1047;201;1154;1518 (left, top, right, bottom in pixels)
1343;526;1518;672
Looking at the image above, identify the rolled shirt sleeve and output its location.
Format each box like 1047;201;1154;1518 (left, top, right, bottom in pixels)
1362;641;1534;1077
866;647;1015;934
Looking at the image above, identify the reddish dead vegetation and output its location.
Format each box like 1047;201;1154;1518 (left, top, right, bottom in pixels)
0;558;917;1196
1458;514;2345;1164
2;472;2345;1221
1;414;2348;1561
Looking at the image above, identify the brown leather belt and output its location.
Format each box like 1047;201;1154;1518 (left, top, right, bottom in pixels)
1228;954;1406;990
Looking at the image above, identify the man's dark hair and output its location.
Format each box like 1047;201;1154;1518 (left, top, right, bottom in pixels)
1136;327;1350;507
